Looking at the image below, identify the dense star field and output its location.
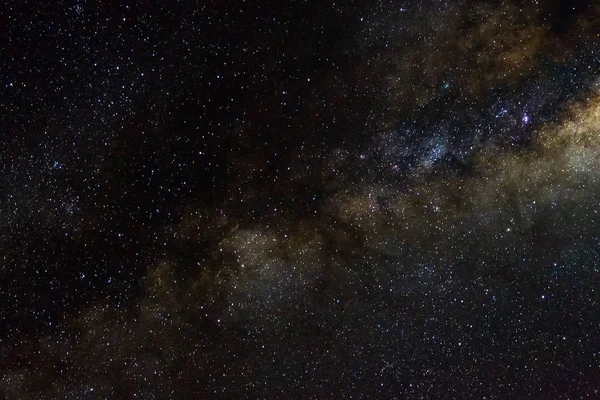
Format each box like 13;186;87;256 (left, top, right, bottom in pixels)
2;1;600;398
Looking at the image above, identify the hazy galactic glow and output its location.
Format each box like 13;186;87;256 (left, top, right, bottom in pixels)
2;1;600;399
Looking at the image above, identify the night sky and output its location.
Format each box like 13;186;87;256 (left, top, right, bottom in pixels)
2;1;600;398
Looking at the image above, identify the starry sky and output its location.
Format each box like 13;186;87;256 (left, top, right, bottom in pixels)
2;1;600;399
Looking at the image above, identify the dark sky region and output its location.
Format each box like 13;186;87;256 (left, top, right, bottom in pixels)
1;1;600;399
